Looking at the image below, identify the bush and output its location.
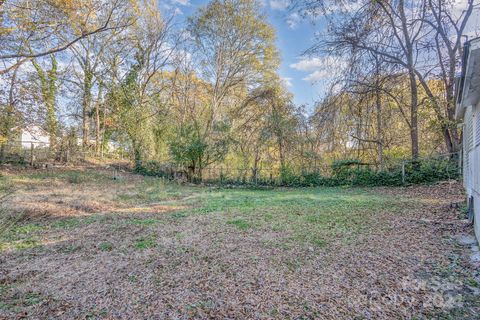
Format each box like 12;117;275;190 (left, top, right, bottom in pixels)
301;172;323;186
404;158;459;184
280;166;301;186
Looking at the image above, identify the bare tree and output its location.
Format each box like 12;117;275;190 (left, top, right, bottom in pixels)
0;0;134;74
298;0;478;158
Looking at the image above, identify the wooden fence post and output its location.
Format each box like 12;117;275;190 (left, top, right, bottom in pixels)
401;161;406;185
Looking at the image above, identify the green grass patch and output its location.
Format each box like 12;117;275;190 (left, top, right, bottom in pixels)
98;242;113;251
115;177;194;205
0;288;43;312
134;237;157;250
227;218;250;230
126;218;162;226
16;170;111;184
466;278;479;287
170;211;189;219
52;218;82;229
0;222;44;252
52;215;111;230
189;187;407;248
13;238;40;250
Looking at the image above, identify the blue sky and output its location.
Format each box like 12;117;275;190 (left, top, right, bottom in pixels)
162;0;328;110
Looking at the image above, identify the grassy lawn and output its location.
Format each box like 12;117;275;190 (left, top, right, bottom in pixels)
0;167;478;319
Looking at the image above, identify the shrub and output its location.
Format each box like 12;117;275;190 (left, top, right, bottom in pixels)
301;171;323;186
280;166;301;186
331;159;363;182
404;157;459;184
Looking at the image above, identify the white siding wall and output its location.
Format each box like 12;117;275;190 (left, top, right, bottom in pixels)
471;102;480;240
19;126;50;148
464;107;474;193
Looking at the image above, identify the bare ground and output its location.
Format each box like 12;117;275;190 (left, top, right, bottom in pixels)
0;167;478;319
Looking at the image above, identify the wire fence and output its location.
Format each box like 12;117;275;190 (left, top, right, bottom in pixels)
0;141;462;187
138;152;462;186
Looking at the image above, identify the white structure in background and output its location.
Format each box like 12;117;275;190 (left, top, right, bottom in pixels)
14;125;50;148
76;138;119;152
456;37;480;241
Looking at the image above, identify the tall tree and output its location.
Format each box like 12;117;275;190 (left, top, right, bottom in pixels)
31;56;58;148
108;0;177;168
188;0;278;128
185;0;280;175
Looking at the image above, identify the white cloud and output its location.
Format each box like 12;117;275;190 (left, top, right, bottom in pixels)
286;13;300;29
171;0;190;6
302;70;330;82
174;7;183;15
269;0;289;11
281;77;293;87
290;57;324;72
290;56;348;83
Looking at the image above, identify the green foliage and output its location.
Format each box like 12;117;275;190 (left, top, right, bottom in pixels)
300;172;329;186
169;124;208;169
167;123;231;181
403;157;460;184
279;166;301;186
331;159;362;180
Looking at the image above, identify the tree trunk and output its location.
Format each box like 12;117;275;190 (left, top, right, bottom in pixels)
133;141;142;171
398;0;419;160
95;85;103;155
252;149;260;181
445;62;460;153
375;86;384;170
1;66;18;162
409;70;419;160
82;64;93;149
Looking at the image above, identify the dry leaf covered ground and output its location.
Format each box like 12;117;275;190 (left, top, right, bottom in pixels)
0;166;478;319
